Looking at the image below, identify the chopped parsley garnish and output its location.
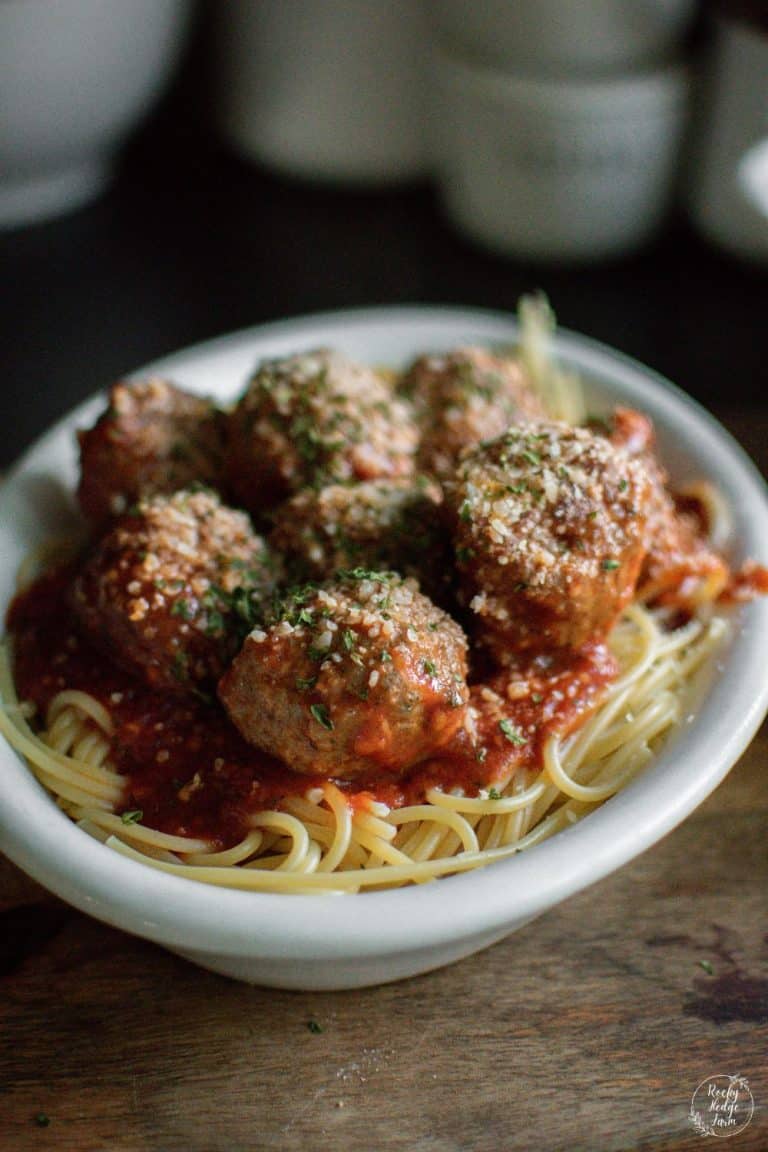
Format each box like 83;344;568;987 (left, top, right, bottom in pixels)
522;449;541;467
499;719;526;746
171;598;194;620
205;609;225;636
307;1019;324;1034
698;959;714;975
618;478;629;492
121;809;143;825
455;546;475;564
337;567;394;583
422;659;438;677
342;629;357;652
310;703;334;731
459;500;472;522
295;676;317;692
487;787;502;800
380;650;392;662
531;692;543;704
602;559;620;571
513;581;528;592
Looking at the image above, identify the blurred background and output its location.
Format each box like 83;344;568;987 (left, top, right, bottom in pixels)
0;0;766;471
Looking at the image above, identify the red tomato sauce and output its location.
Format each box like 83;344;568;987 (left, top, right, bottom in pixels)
7;563;617;848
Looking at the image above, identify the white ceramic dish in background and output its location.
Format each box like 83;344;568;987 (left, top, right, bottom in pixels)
0;307;766;991
430;0;697;74
0;0;193;230
214;0;428;184
429;45;688;261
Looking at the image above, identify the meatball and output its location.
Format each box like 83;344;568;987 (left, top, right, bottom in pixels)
608;408;728;606
401;346;545;481
77;378;226;528
72;489;279;693
225;349;418;515
446;422;653;655
218;571;470;778
268;476;452;597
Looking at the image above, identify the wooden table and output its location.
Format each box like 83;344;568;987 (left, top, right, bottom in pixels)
0;411;766;1151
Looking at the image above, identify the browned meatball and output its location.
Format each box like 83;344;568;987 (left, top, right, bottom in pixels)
225;349;418;516
401;346;545;481
268;476;452;598
77;378;226;528
445;422;653;655
72;489;279;693
218;571;470;779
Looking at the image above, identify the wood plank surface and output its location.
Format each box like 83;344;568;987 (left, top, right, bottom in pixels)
0;409;766;1152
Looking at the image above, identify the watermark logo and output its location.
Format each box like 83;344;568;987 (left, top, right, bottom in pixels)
689;1074;754;1138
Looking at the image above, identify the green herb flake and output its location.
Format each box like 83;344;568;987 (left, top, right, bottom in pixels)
459;500;472;522
380;650;392;663
34;1114;50;1129
338;567;393;583
171;598;194;620
499;719;526;746
698;959;714;976
307;1019;324;1034
531;692;543;704
205;609;225;636
295;676;317;692
602;559;620;571
342;629;357;652
121;809;143;825
522;449;541;467
422;659;438;677
487;787;502;800
310;703;334;731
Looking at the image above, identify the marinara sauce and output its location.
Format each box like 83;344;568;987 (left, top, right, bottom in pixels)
7;561;619;849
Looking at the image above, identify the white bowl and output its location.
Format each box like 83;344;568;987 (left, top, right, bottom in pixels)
1;306;766;990
0;0;193;229
429;46;689;261
429;0;698;75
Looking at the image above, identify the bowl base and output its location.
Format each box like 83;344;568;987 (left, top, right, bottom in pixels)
0;159;111;230
168;919;539;990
